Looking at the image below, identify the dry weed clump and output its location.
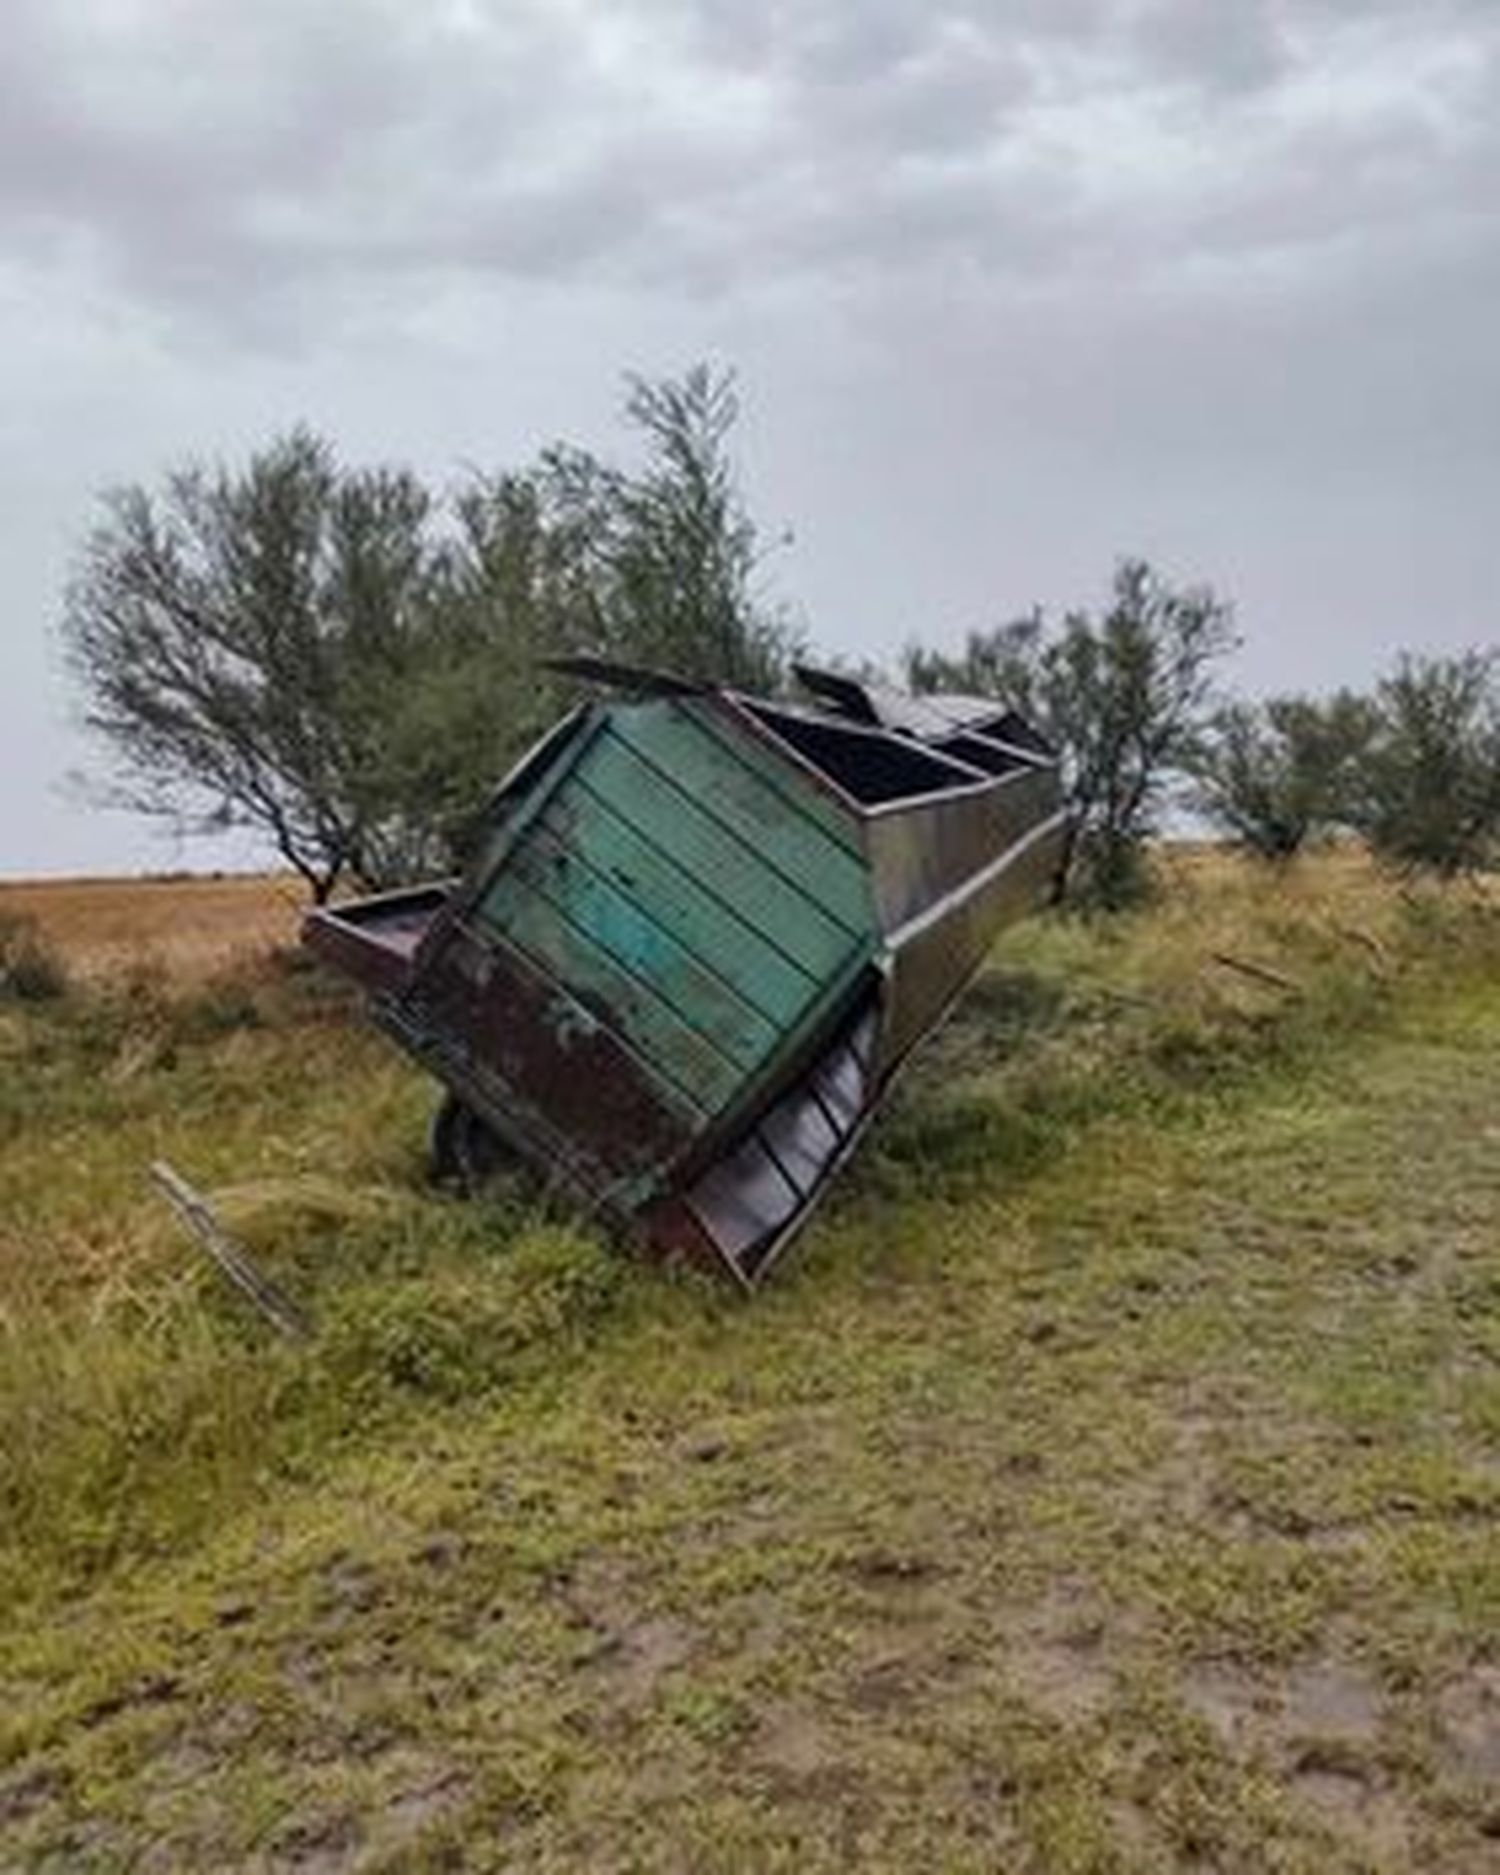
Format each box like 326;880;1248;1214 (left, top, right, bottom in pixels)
0;912;70;1004
858;844;1500;1205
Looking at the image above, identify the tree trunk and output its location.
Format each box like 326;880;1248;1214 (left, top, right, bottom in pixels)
1049;818;1081;906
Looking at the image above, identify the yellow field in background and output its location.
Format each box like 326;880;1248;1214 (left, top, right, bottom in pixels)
0;872;301;980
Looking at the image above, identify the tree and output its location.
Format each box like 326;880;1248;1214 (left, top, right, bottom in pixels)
391;365;797;864
359;470;590;880
1194;692;1377;860
63;429;449;902
906;560;1238;907
516;365;796;690
64;367;794;899
1350;652;1500;876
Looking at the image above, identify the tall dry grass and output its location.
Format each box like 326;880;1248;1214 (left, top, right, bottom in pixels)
0;872;302;983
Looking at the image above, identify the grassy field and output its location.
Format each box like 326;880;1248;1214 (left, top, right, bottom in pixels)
0;873;299;982
3;852;1500;1871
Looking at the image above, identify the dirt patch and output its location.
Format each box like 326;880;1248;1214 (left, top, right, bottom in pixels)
841;1547;942;1588
79;1670;182;1729
610;1616;696;1703
1181;1655;1384;1754
1000;1588;1117;1724
248;1756;467;1874
1283;1661;1383;1743
1104;1798;1160;1862
378;1764;470;1848
846;1652;922;1715
1179;1660;1270;1745
1289;1750;1410;1865
755;1704;838;1778
1007;1637;1114;1723
561;1556;698;1706
747;1702;858;1803
1436;1662;1500;1783
316;1554;385;1622
1178;1659;1411;1863
265;1808;362;1873
0;1762;66;1826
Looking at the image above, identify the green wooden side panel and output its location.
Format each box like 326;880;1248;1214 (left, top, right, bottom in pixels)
678;699;863;856
479;876;740;1115
539;782;817;1028
507;828;780;1069
578;735;857;982
608;704;870;932
473;696;878;1130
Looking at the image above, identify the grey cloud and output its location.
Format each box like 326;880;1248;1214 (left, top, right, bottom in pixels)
1;0;1494;340
1126;1;1289;94
1;0;1496;876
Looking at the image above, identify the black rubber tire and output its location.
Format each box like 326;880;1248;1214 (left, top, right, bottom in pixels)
427;1092;516;1195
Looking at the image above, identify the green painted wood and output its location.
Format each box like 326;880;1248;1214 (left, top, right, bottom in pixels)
470;694;883;1141
478;876;742;1115
540;782;817;1028
608;703;871;933
506;829;780;1071
579;733;860;981
682;698;864;856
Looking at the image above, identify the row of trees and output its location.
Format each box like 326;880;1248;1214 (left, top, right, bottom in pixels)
905;561;1238;906
64;366;1498;907
65;369;793;901
906;584;1500;902
1195;658;1500;877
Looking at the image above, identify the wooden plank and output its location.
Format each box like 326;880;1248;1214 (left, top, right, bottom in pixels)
505;830;781;1071
540;782;817;1028
580;733;864;981
608;702;871;933
479;874;745;1115
1211;951;1301;994
684;697;865;855
150;1161;309;1341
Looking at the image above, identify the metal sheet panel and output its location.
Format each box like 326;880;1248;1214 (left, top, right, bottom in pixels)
865;766;1062;934
687;1135;801;1262
681;1000;881;1284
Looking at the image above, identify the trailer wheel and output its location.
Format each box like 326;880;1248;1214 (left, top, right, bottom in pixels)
428;1093;516;1195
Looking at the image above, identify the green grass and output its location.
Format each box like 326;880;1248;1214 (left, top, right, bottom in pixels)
4;854;1500;1870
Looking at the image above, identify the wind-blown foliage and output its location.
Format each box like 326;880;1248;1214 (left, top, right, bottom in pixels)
907;560;1237;906
601;368;794;689
1351;652;1500;876
1194;692;1377;859
64;431;444;902
64;368;791;900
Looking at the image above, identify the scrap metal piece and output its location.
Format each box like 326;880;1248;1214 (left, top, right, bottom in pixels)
304;669;1067;1285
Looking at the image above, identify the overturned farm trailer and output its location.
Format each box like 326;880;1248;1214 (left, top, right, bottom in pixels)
303;663;1067;1287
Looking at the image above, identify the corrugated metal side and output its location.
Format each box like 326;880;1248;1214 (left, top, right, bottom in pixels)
473;697;876;1125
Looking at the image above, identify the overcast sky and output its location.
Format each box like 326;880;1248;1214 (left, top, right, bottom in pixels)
2;0;1495;875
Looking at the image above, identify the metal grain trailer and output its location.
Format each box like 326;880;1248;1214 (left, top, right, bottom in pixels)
303;664;1067;1286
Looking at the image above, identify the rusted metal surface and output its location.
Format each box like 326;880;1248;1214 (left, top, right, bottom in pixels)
303;666;1067;1286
